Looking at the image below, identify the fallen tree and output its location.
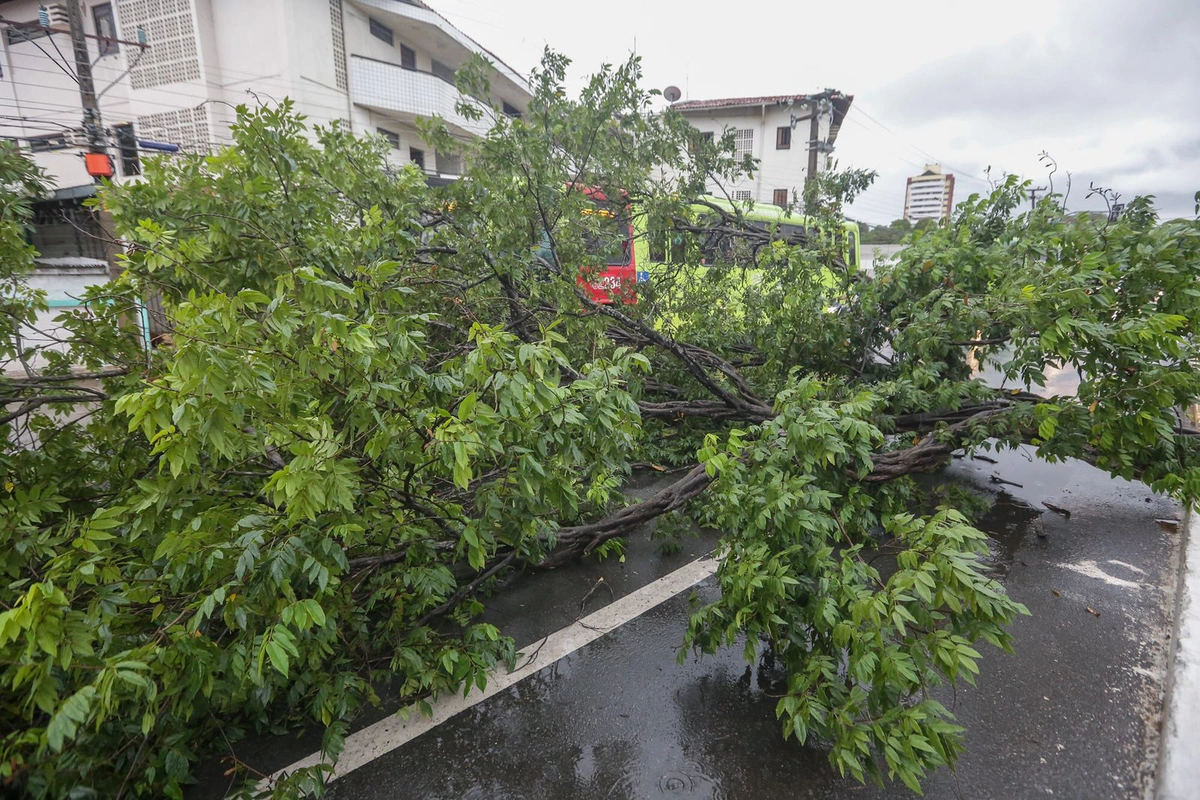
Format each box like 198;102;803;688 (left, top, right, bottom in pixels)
3;52;1200;797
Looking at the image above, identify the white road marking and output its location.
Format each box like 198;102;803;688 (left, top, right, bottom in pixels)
262;556;719;787
1057;559;1142;589
1107;559;1147;576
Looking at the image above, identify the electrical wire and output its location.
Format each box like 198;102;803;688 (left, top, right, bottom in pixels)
2;36;529;108
841;116;927;170
850;103;992;188
6;29;79;84
0;114;76;130
0;70;360;120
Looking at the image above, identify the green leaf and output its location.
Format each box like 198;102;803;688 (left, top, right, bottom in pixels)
265;640;290;677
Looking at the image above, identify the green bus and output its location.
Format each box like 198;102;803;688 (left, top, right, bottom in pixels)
628;194;859;296
571;191;860;304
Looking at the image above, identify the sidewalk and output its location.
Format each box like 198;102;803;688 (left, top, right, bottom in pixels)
1158;506;1200;799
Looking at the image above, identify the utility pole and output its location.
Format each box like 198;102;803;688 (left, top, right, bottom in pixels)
64;0;109;177
806;100;821;186
1028;185;1048;211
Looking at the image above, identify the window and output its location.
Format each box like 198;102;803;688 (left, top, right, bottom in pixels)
27;133;71;153
400;43;416;70
502;101;522;119
687;130;714;155
649;225;687;264
773;188;788;207
582;207;632;266
115;123;139;176
776;125;790;150
369;18;393;45
733;129;754;160
377;127;400;149
93;3;118;56
5;23;50;47
432;59;455;83
779;224;813;245
30;203;108;261
732;190;752;202
437;152;463;174
409;147;425;170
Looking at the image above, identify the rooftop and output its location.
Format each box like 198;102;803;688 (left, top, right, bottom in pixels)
670;90;854;143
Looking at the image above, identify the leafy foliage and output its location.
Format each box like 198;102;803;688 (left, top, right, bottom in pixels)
2;49;1199;798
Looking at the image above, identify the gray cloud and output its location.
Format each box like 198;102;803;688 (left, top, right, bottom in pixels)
853;0;1200;219
876;1;1200;132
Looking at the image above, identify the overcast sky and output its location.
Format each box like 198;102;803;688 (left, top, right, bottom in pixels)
431;0;1200;225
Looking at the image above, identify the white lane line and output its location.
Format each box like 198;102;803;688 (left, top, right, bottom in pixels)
1057;559;1143;589
263;555;719;787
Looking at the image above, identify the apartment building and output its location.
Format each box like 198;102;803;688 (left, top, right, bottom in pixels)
2;0;530;190
903;164;955;221
1;0;530;359
670;90;852;207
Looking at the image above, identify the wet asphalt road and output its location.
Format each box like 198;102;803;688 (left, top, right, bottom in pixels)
321;447;1182;800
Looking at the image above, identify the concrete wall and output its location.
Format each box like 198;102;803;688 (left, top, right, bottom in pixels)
13;264;111;373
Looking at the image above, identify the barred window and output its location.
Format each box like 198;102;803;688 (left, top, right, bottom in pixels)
733;129;754;160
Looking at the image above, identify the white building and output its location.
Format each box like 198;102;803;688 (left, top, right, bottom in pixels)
670;91;852;207
1;0;530;365
903;164;955;221
2;0;531;191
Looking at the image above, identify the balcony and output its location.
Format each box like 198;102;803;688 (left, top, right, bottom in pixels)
348;0;530;101
350;55;493;138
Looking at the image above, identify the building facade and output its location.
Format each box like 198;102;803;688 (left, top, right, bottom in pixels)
2;0;531;191
903;164;955;221
2;0;530;366
670;91;852;207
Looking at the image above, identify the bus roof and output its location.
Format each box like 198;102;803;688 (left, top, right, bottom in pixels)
695;195;857;231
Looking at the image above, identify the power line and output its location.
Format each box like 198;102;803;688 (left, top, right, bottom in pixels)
852;197;905;215
841;116;928;171
0;70;359;120
3;39;526;106
849;103;993;188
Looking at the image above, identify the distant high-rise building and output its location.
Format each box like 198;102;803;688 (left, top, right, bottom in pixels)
903;164;955;221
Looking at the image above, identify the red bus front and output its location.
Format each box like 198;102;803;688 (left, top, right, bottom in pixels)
575;188;637;305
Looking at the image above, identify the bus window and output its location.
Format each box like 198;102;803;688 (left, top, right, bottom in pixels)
696;215;718;264
649;227;687;264
649;229;665;262
846;230;858;267
582;208;631;266
778;223;807;245
669;231;687;263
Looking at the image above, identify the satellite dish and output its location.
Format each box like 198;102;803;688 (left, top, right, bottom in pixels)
663;85;682;103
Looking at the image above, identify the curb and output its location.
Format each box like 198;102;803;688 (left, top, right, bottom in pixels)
1157;504;1200;799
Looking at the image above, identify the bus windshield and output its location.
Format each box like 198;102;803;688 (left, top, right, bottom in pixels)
582;207;632;266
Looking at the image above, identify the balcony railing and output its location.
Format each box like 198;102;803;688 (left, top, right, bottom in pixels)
349;55;493;138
